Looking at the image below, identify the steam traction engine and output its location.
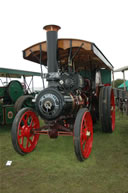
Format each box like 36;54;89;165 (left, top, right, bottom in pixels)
11;25;115;161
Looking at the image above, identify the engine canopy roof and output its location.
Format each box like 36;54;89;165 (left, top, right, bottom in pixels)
23;38;113;71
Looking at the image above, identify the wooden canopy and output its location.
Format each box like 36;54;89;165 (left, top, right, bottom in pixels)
23;38;113;71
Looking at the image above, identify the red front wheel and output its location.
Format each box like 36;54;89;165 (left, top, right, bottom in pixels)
11;107;40;155
74;108;93;161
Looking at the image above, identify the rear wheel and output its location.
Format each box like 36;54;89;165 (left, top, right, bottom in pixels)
7;80;24;103
15;95;35;113
99;86;115;132
74;108;93;161
11;107;40;155
123;101;128;115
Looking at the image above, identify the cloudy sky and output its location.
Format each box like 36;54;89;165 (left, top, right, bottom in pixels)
0;0;128;86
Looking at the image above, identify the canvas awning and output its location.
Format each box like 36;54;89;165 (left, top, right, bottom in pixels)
118;80;128;90
114;66;128;72
0;68;41;78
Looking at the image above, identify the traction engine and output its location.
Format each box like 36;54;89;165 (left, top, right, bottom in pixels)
11;25;115;161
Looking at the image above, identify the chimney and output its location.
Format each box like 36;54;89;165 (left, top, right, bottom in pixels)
43;25;61;73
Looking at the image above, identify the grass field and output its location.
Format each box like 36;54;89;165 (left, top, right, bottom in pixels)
0;111;128;193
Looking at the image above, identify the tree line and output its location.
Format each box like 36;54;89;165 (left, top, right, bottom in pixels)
112;79;126;88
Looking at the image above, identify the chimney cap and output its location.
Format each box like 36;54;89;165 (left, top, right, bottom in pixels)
43;25;61;32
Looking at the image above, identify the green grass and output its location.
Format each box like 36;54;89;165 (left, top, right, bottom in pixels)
0;111;128;193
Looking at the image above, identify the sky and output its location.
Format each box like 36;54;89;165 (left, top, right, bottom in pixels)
0;0;128;87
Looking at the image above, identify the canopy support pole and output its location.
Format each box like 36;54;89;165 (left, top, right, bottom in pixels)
122;70;126;91
39;44;45;89
112;71;115;88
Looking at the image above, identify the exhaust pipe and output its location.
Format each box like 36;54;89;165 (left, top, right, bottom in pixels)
43;25;61;86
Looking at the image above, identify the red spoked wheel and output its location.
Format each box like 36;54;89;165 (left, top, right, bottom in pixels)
99;86;115;132
11;107;40;155
74;108;93;161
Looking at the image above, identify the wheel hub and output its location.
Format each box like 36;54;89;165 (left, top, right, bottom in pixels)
23;126;31;137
